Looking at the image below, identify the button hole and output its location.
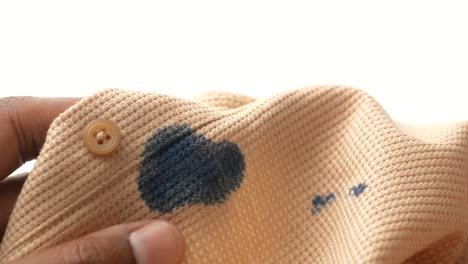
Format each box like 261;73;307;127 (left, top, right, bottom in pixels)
97;139;104;145
106;134;111;140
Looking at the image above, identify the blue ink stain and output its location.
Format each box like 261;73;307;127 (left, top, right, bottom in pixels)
138;124;245;213
349;183;367;197
311;193;336;215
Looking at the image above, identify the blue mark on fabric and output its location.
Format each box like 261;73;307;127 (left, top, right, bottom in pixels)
138;124;245;213
349;183;367;197
311;193;336;215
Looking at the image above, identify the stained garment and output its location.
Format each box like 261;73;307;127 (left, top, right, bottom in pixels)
1;86;467;263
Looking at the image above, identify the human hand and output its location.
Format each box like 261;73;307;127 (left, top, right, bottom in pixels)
0;97;186;264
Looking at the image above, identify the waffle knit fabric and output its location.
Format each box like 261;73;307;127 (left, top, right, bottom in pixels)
1;86;468;263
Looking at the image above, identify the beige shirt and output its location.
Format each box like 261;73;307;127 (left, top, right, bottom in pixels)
1;87;467;263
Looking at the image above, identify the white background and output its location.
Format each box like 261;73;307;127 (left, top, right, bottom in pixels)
1;0;467;174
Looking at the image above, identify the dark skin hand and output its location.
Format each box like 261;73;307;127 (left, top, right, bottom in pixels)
0;97;185;264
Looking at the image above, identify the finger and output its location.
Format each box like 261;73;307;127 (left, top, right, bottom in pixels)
8;220;186;264
0;97;79;179
0;173;27;242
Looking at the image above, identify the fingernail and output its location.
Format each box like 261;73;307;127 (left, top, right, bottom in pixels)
129;220;185;264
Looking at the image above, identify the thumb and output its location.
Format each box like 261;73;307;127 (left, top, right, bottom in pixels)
8;220;186;264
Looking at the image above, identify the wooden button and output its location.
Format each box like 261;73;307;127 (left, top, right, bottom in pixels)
83;119;120;156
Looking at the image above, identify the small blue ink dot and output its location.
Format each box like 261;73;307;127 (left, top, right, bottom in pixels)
311;193;336;215
349;183;367;197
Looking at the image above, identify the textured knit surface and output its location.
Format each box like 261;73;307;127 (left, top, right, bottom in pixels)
1;86;467;263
